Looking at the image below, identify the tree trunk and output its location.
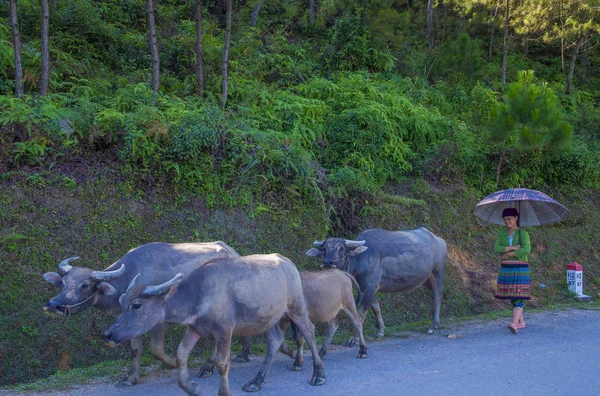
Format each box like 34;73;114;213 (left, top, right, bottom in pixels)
146;0;160;94
496;148;515;186
195;0;204;97
559;0;564;74
427;0;434;49
501;0;509;85
221;0;232;108
309;0;315;25
580;37;591;84
9;0;24;97
250;0;263;27
439;0;446;45
522;34;529;57
566;37;582;95
361;0;368;26
489;0;501;62
39;0;50;95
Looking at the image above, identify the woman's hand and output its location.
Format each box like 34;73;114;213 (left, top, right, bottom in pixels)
504;245;521;252
501;252;514;259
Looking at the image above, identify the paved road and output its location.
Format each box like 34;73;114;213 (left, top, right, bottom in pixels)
5;308;600;396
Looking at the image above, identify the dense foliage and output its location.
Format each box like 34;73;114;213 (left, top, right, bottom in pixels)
1;0;598;199
1;0;600;387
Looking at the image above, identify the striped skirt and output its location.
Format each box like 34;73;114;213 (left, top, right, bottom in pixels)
495;260;531;300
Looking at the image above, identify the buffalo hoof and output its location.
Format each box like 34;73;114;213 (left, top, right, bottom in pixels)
344;337;357;347
427;328;435;335
291;363;303;371
181;380;201;396
242;381;263;392
197;367;214;378
357;345;368;359
318;348;327;359
372;330;384;338
310;374;326;386
232;354;250;363
116;378;135;388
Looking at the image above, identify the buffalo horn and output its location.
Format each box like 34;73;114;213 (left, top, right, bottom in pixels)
91;264;126;281
344;240;366;247
142;273;184;297
58;257;80;274
312;240;326;248
126;273;142;294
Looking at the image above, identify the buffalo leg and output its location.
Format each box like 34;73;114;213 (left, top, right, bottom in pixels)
341;305;368;358
197;338;218;378
213;331;233;396
425;269;445;334
277;317;296;359
242;324;284;392
356;287;385;338
287;312;326;386
149;322;177;368
319;317;339;358
117;336;143;387
291;322;305;370
177;327;202;396
199;336;251;378
232;336;251;363
370;297;386;338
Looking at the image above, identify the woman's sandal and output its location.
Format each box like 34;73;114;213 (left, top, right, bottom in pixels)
517;323;526;329
508;323;518;334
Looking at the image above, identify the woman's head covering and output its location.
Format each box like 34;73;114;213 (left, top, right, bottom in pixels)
502;207;519;218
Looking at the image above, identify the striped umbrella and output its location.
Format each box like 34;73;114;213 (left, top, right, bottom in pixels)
474;188;570;226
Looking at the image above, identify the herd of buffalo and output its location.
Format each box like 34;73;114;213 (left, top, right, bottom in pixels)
43;227;448;396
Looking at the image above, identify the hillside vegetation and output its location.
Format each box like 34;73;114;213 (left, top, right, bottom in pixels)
1;0;599;387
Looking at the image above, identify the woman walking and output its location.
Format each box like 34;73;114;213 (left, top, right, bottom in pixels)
494;207;531;334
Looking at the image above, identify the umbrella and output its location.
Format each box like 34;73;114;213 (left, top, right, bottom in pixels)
474;188;570;226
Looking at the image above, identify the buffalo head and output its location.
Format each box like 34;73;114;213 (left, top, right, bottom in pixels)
306;238;368;270
43;257;126;317
104;273;183;347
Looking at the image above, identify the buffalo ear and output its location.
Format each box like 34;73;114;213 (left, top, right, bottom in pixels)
306;248;324;258
97;282;118;295
164;281;181;302
349;246;368;256
43;272;63;287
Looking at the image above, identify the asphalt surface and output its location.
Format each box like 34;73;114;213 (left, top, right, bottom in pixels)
5;308;600;396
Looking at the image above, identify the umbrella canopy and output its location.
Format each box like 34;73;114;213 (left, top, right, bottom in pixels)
474;188;570;226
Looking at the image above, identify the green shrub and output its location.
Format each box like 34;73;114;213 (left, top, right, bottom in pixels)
12;138;48;165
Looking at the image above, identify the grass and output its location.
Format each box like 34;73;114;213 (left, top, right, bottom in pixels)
6;360;126;393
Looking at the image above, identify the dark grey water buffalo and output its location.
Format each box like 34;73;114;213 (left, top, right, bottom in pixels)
42;241;241;387
306;227;447;336
104;254;326;396
279;269;367;368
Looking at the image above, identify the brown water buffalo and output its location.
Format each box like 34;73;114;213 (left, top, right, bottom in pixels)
42;241;243;387
279;269;368;369
306;227;447;337
104;254;326;396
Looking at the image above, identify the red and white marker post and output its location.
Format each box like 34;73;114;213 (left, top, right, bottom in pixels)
567;262;591;301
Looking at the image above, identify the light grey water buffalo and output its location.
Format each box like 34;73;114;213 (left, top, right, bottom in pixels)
306;227;447;337
104;253;326;396
279;269;368;368
42;241;243;387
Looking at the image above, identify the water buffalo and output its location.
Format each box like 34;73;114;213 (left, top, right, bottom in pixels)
42;241;242;387
306;227;447;336
104;253;326;396
279;269;368;368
